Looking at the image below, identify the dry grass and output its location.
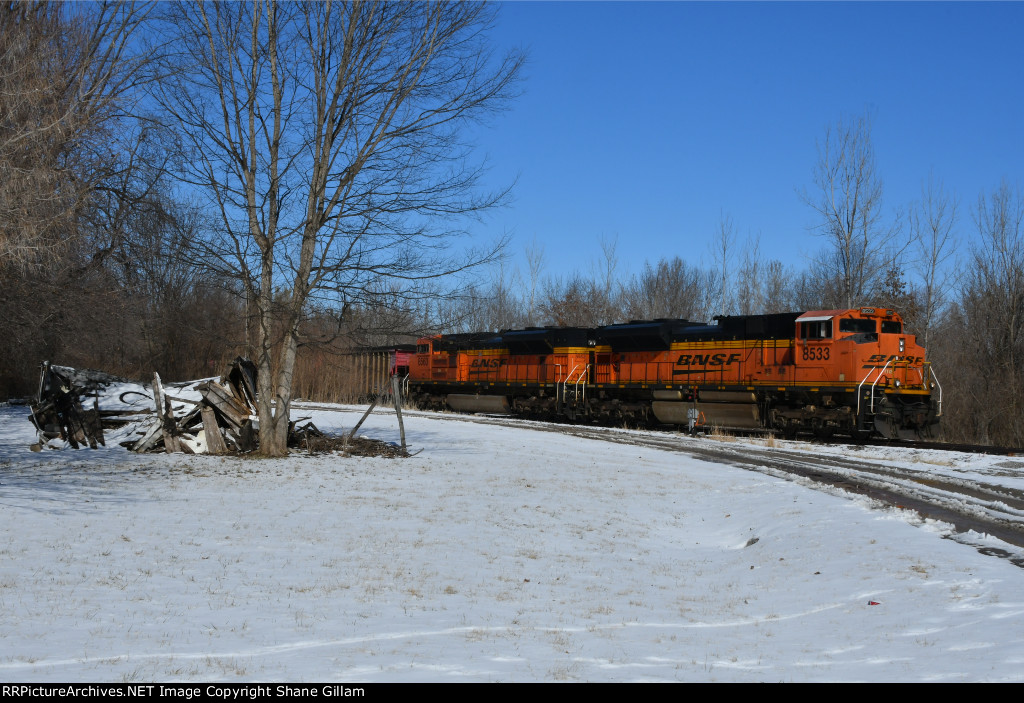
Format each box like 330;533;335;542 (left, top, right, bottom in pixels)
707;426;737;442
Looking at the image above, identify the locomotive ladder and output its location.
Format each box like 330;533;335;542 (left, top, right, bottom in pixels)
559;364;591;414
856;360;890;428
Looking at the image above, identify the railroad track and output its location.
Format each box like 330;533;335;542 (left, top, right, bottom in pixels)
823;436;1023;456
294;403;1024;566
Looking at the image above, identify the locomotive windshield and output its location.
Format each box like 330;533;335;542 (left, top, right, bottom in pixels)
880;320;902;334
839;318;876;334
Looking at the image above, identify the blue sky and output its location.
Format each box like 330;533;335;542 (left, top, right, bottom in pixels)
467;1;1024;280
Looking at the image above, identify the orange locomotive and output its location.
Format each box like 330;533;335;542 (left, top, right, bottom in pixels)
408;307;941;439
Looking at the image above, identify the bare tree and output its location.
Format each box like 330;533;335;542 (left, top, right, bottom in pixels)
523;238;546;327
591;235;622;324
0;1;151;267
0;1;174;399
876;262;921;326
762;259;793;313
937;182;1023;445
620;257;713;321
969;182;1024;445
475;265;525;332
153;1;522;455
735;233;764;315
432;284;491;334
908;174;958;347
801;112;901;308
711;211;736;316
539;275;600;327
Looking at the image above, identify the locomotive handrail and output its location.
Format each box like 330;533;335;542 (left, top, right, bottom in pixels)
566;365;587;387
869;357;895;413
856;362;887;418
856;366;874;417
575;364;591;407
927;363;943;417
562;365;579;400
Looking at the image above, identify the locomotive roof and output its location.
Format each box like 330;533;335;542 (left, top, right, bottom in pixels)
596;319;706;350
501;326;590;353
797;308;902;321
417;309;910;353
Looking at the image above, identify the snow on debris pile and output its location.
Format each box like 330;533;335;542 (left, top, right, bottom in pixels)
26;358;320;455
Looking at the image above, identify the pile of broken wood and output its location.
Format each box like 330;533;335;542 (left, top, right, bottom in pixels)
30;358;322;455
29;363;112;450
132;358;268;454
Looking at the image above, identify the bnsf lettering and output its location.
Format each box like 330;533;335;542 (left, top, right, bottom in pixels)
866;354;922;365
676;353;741;367
470;358;505;369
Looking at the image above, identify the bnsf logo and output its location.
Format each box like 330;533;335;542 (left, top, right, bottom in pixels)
675;353;741;366
867;354;923;365
470;358;506;368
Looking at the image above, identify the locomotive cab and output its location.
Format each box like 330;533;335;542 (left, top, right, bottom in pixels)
793;308;939;438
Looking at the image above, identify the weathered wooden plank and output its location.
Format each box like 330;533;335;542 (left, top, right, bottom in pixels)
132;418;163;453
224;357;258;411
83;398;105;447
200;406;228;454
392;374;407;454
152;373;164;417
197;381;251;431
161;395;181;454
176;405;203;433
348;391;381;440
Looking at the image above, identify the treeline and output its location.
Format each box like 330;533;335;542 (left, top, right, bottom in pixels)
0;3;242;394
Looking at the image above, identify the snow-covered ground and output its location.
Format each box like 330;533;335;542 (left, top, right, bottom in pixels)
1;400;1023;682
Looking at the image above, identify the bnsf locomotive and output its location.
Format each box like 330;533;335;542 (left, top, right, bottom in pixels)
408;308;941;440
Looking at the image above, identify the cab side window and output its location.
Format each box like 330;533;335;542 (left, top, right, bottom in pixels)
800;320;832;339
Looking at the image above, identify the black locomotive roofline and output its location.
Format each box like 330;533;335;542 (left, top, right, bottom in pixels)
424;309;913;351
500;326;591;353
428;312;807;352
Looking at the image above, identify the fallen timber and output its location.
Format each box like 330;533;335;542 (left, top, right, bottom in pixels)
28;359;412;456
29;358;321;455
